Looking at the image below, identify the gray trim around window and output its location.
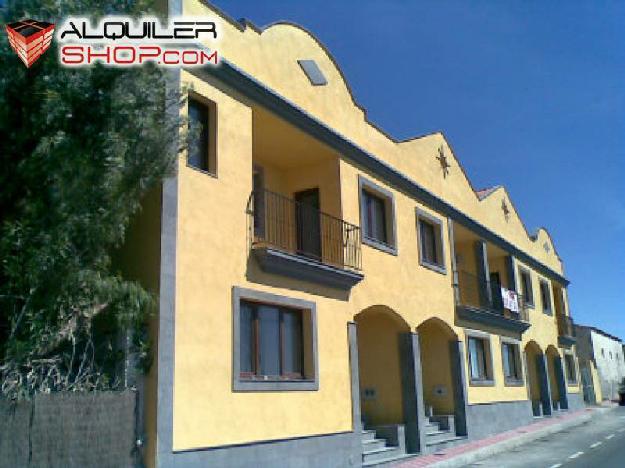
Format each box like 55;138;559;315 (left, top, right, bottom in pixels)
563;351;578;385
232;286;319;391
500;337;524;387
187;91;218;177
465;329;495;387
358;175;397;255
518;266;534;308
539;279;552;316
415;208;447;275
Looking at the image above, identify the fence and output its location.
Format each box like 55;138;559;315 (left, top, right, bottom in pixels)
0;390;137;468
247;188;362;271
456;269;529;322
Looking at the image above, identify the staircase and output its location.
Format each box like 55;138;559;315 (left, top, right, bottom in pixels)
424;415;466;453
361;426;412;467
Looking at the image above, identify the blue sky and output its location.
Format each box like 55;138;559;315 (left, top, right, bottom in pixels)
218;1;625;339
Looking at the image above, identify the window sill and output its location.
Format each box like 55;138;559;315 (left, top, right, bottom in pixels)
185;161;218;178
363;236;397;256
504;379;525;387
234;378;318;392
469;378;495;387
420;259;447;275
543;310;553;316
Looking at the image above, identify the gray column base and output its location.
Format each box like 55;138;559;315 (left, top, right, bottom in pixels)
566;392;586;411
157;432;361;468
466;400;534;441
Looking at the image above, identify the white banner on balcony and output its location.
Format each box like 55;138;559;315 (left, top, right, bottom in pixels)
501;287;520;313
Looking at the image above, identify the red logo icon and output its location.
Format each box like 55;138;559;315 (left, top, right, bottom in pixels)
6;19;55;67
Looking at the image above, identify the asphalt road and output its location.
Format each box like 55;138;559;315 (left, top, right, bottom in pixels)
466;406;625;468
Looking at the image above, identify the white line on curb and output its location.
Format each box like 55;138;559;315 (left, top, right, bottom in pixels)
606;434;615;439
569;451;584;459
590;441;602;448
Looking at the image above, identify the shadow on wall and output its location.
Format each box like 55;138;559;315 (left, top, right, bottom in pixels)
245;255;350;301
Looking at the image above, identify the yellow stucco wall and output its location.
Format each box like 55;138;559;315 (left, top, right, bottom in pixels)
159;0;578;452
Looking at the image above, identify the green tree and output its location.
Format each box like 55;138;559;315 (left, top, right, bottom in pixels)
0;0;182;399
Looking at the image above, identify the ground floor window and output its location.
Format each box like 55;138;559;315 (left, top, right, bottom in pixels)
233;287;318;391
501;340;523;385
467;334;493;384
240;301;304;380
564;353;577;384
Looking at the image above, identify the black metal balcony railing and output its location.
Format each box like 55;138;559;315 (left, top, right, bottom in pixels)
247;189;362;271
455;269;529;322
557;314;576;338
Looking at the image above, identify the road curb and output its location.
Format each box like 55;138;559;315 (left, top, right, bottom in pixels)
429;410;598;468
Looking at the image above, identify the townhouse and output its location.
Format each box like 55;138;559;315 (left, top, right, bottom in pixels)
123;2;584;466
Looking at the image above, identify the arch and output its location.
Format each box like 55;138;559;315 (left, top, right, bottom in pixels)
417;317;459;427
524;341;545;416
355;304;411;332
524;340;543;355
416;316;458;340
545;345;568;410
355;305;409;427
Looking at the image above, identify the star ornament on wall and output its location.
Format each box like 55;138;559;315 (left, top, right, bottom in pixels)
436;146;451;178
501;200;510;220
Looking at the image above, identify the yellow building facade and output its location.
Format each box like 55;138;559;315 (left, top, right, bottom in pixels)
135;2;584;466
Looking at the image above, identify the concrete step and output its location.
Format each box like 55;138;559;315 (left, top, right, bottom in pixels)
425;429;456;445
362;445;403;465
362;453;415;467
429;414;455;433
361;438;387;451
425;421;441;433
426;435;468;453
361;430;377;442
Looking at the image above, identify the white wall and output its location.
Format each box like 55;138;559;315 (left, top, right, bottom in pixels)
591;331;625;400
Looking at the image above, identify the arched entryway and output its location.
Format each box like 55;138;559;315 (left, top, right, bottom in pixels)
546;346;568;411
525;341;551;417
417;318;466;437
355;306;410;428
417;319;456;418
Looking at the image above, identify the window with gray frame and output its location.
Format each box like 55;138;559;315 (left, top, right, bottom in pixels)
240;301;305;380
359;176;396;254
539;279;552;314
363;191;387;243
188;94;217;175
564;353;577;383
417;210;446;273
501;341;523;384
468;335;493;384
233;287;318;391
519;267;534;307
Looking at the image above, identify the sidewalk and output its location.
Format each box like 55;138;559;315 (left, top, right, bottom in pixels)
396;408;599;467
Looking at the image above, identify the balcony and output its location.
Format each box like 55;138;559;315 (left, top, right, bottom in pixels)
455;270;530;333
247;189;364;290
557;314;576;347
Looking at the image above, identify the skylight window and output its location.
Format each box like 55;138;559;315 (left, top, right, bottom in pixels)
297;59;327;86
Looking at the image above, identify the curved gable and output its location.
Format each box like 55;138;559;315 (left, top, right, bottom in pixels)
187;0;566;278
